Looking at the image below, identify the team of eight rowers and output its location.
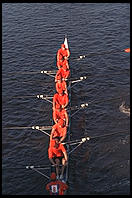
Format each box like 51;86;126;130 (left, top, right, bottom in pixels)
46;43;70;195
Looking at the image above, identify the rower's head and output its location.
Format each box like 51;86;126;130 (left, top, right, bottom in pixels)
56;73;62;82
53;136;61;145
61;44;65;50
58;119;65;128
50;172;56;181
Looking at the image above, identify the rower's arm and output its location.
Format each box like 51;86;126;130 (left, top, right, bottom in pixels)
60;135;66;143
57;50;60;62
65;111;69;127
53;111;58;124
63;151;68;162
64;82;68;94
50;128;55;141
66;49;70;58
52;97;56;111
63;99;69;109
60;127;67;143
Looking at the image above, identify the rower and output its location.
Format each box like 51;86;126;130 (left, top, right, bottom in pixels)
61;58;69;70
53;104;69;127
55;73;68;95
53;91;69;110
57;44;70;67
50;119;67;143
53;106;69;127
46;172;68;195
48;136;68;180
55;64;70;82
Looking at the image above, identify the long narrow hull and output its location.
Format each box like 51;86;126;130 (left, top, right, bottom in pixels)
50;37;71;185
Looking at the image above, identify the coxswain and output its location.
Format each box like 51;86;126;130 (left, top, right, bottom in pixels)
57;44;70;63
48;137;68;180
53;105;69;127
50;119;67;143
46;172;68;195
55;73;68;95
53;91;69;110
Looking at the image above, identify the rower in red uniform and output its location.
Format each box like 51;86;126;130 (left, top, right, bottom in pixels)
50;119;67;143
53;105;69;127
48;137;68;180
53;91;69;110
55;73;68;95
55;65;70;82
46;172;68;195
57;44;70;69
61;58;69;70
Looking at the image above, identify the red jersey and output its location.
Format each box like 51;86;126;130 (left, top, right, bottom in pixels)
56;80;67;94
57;48;70;61
61;59;69;70
48;141;66;158
57;58;69;70
53;108;69;126
51;123;67;139
55;68;70;80
46;180;68;195
53;93;69;108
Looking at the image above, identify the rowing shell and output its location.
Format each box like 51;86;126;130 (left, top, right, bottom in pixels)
51;36;71;185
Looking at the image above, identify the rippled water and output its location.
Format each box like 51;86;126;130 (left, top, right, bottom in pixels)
2;3;130;195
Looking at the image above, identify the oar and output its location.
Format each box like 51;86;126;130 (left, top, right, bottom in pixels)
37;95;53;104
3;165;51;170
71;93;129;118
70;76;87;88
73;48;130;60
26;166;50;179
66;103;89;111
4;70;57;76
71;103;89;117
5;95;53;104
3;164;61;170
68;137;90;154
26;164;62;169
41;70;56;78
63;137;90;145
66;129;129;154
70;76;87;84
26;165;51;170
3;125;52;130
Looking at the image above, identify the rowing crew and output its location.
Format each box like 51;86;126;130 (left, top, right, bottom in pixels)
47;42;70;187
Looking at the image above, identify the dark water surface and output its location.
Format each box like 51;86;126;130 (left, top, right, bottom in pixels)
2;3;130;195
